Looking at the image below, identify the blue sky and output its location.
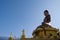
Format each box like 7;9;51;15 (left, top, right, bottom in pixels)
0;0;60;38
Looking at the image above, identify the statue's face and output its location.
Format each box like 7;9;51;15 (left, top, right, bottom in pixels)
44;12;48;16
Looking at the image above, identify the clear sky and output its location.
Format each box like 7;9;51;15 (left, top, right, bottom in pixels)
0;0;60;38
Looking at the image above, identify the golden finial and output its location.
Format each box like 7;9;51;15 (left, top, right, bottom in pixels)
20;29;25;39
10;32;12;37
8;32;12;40
22;29;25;35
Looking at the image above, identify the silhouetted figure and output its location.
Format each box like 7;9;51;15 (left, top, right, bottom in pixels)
42;10;51;26
42;10;51;36
44;10;51;23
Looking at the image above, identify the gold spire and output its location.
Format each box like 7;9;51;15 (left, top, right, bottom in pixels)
20;29;25;40
10;32;12;37
8;32;12;40
22;29;25;35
